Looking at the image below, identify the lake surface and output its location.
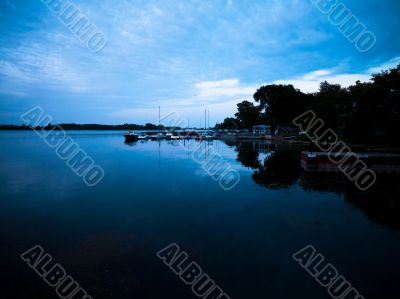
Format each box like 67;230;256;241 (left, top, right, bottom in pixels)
0;131;399;299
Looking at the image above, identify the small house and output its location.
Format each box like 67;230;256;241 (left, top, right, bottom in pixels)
253;125;271;135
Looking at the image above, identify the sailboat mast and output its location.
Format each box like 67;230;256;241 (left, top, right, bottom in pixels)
205;109;207;130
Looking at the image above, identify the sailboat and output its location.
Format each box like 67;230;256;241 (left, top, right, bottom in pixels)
149;106;165;140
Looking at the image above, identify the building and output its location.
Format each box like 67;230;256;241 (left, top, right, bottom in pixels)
253;125;271;135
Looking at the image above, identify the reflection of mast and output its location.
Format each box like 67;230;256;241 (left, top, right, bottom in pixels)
158;140;161;170
158;106;161;132
157;106;162;170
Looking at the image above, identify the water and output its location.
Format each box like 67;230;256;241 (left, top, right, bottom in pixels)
0;131;399;299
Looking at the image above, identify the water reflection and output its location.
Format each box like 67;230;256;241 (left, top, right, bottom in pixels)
231;141;301;188
230;140;400;229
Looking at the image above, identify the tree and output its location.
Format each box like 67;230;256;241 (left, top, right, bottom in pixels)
310;81;351;133
253;84;309;126
235;101;261;128
215;117;239;130
217;64;400;145
346;64;400;143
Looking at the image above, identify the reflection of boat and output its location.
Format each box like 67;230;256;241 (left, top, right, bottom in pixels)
138;134;149;140
203;133;214;140
124;132;139;142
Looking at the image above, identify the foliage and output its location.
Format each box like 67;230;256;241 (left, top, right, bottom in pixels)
218;64;400;145
215;117;239;130
235;100;261;128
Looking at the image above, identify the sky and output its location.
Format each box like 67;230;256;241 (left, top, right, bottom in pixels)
0;0;399;126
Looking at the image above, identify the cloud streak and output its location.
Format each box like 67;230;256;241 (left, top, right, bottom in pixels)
0;0;399;124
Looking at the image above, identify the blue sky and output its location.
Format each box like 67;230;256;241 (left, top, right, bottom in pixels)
0;0;399;125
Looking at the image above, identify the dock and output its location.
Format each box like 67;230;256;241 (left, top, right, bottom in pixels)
301;151;400;174
125;130;275;141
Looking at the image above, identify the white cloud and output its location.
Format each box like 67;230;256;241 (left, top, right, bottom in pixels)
194;79;255;98
367;56;400;74
110;78;255;124
273;72;371;93
0;60;38;83
273;57;400;93
110;56;400;123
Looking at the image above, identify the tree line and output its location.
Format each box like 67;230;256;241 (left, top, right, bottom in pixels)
0;123;161;131
216;64;400;145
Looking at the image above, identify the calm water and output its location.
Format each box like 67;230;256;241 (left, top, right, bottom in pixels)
0;131;399;299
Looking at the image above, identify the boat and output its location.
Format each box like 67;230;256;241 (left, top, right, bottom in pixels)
149;133;165;140
156;133;165;139
124;132;139;142
198;131;215;140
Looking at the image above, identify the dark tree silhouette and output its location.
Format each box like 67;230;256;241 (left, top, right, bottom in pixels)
214;64;400;145
235;101;261;129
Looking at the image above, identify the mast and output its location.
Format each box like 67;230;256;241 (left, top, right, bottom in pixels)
205;109;207;130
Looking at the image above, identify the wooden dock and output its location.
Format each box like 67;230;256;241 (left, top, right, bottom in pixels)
301;151;400;174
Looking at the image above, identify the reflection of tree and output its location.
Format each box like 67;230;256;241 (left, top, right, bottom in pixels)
343;180;400;230
232;141;301;188
300;172;400;230
231;140;400;229
235;142;259;169
252;150;300;189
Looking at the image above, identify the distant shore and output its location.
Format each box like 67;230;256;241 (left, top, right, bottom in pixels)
0;124;163;131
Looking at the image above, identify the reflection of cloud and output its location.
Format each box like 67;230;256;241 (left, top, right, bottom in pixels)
0;160;71;195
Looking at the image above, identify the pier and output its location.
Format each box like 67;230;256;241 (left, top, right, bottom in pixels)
301;151;400;174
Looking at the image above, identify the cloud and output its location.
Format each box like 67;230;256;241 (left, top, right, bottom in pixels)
273;72;371;93
110;56;400;124
0;44;91;92
110;108;159;121
194;79;255;98
273;57;400;93
1;0;400;124
0;88;27;97
109;78;255;124
367;56;400;73
0;60;38;83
